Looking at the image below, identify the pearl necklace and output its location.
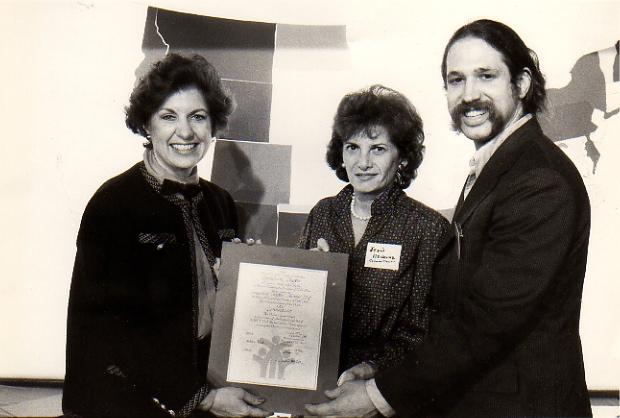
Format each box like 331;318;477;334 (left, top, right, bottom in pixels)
350;192;371;221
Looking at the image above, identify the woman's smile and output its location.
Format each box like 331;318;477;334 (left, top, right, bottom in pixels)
145;86;213;179
170;143;200;153
354;172;378;180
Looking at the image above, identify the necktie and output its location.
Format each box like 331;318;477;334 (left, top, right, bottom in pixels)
463;170;476;199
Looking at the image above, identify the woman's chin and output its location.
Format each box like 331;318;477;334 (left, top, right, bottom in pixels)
169;155;202;171
351;184;384;196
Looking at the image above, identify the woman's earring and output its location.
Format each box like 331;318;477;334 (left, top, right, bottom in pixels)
341;162;346;167
396;161;408;187
143;133;152;149
395;167;404;187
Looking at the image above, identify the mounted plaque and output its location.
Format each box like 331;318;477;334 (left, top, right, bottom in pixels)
208;242;349;415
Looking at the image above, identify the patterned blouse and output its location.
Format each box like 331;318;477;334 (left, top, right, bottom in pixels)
298;184;449;371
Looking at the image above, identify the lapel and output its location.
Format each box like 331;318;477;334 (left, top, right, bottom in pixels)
438;119;543;253
452;181;467;219
358;185;402;248
333;185;356;253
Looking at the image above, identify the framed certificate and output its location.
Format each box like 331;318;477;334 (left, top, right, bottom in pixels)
208;242;349;415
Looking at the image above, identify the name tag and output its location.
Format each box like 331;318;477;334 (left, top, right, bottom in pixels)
364;242;402;271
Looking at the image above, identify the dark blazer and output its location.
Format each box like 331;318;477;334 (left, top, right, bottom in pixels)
375;119;592;417
63;162;237;418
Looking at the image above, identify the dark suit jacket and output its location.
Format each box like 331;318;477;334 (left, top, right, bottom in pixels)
375;119;592;417
63;162;237;418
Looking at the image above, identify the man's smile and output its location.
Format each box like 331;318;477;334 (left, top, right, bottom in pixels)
462;108;490;126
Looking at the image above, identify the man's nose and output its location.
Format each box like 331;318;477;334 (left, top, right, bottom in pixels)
462;79;481;102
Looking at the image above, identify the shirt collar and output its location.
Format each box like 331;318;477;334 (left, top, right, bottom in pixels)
468;113;533;178
335;182;404;217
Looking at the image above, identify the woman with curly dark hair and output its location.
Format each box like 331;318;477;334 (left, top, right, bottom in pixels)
298;84;449;385
63;53;270;418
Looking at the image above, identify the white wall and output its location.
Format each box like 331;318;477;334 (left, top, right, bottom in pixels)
0;0;618;389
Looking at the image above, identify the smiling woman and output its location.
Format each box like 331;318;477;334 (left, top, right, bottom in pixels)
63;54;271;418
146;87;214;178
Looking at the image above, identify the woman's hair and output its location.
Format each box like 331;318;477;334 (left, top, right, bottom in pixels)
440;19;546;115
125;53;234;147
326;84;425;189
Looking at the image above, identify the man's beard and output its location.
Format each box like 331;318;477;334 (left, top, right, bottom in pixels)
449;99;508;144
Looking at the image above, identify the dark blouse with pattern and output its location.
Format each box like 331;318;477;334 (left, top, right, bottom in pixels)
298;184;449;371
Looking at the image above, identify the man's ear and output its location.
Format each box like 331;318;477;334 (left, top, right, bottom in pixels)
516;68;532;99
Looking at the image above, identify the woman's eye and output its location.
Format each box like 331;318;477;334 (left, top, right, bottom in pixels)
371;146;386;154
344;144;358;151
191;113;207;121
160;114;176;121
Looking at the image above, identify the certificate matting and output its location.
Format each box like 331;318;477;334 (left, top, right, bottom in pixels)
208;243;349;415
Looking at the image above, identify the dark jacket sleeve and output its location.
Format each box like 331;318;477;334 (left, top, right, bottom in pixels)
201;180;239;254
224;188;240;240
375;168;581;416
63;193;172;418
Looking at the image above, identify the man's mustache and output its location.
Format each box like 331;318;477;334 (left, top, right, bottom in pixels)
452;100;493;119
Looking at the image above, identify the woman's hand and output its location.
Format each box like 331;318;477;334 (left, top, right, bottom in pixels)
337;361;377;386
213;257;222;278
198;387;271;417
310;238;330;252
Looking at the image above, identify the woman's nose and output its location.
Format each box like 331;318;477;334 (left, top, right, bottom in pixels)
357;152;372;169
175;119;193;139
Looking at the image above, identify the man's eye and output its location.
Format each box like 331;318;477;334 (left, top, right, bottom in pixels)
191;113;207;121
344;144;358;151
447;77;463;85
480;73;495;80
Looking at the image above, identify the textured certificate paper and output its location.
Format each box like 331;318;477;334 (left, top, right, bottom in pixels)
226;263;327;390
